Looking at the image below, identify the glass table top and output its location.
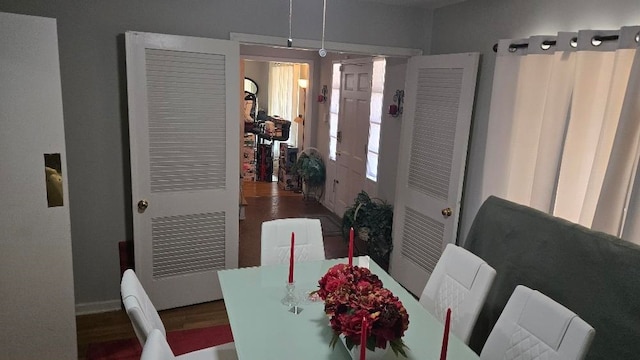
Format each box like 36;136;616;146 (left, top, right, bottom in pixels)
218;257;480;360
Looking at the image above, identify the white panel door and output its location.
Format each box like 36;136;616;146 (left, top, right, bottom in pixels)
335;62;372;217
390;53;479;296
126;32;239;310
0;12;77;359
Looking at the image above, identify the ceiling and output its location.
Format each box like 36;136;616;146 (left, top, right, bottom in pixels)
358;0;468;9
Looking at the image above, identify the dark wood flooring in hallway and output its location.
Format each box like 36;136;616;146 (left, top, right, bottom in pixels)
239;181;348;267
75;181;347;359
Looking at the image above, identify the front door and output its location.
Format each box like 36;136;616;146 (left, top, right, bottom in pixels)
126;32;240;310
334;61;373;217
389;53;479;296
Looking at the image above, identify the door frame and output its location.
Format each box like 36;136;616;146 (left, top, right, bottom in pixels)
230;33;422;57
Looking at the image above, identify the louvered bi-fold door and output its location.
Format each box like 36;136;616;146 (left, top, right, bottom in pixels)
125;32;239;310
389;53;479;296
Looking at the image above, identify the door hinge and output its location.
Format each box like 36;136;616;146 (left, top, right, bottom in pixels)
337;130;342;142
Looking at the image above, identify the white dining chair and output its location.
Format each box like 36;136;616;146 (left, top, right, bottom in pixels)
141;329;238;360
260;218;325;266
419;243;496;344
480;285;595;360
121;268;166;345
120;269;237;359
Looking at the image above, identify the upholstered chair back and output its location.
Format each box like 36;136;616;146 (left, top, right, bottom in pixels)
480;285;595;360
419;243;497;344
260;218;325;266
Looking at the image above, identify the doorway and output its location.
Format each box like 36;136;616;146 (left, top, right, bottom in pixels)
241;57;310;185
239;41;417;256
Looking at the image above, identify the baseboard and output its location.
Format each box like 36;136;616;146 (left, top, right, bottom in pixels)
75;299;121;315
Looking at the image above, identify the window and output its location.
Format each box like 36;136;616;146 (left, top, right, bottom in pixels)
366;58;386;181
329;63;341;161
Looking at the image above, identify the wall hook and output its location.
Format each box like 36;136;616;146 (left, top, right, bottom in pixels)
389;89;404;117
318;85;328;103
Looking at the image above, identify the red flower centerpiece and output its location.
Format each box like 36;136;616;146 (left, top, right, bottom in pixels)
316;264;409;358
317;263;383;300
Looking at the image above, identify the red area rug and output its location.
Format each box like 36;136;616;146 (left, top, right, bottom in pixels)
86;324;234;360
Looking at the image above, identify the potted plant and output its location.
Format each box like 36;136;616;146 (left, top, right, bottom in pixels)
341;191;394;270
291;149;326;200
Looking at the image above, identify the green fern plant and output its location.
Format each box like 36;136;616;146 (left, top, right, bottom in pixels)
291;152;326;187
341;191;394;270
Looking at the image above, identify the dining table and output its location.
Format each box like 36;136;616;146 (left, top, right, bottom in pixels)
218;256;481;360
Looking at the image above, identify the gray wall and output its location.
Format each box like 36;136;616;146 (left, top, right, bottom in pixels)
0;0;430;307
431;0;640;244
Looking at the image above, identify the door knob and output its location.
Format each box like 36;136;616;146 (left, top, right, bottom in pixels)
441;207;452;218
138;199;149;213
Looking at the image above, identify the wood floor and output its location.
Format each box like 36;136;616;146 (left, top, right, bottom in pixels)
76;181;346;359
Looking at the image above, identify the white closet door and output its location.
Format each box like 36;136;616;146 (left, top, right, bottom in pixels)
389;53;479;296
0;12;77;359
126;32;239;310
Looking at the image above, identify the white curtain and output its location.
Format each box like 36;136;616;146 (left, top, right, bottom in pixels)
482;26;640;242
268;62;302;151
483;33;577;212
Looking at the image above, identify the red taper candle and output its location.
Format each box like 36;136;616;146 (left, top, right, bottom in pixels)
348;227;354;266
360;316;368;360
440;308;451;360
288;232;295;283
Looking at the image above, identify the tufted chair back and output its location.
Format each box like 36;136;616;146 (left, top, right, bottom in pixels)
480;285;595;360
260;218;325;266
419;244;496;344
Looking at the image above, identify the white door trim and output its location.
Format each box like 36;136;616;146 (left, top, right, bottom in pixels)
230;33;423;58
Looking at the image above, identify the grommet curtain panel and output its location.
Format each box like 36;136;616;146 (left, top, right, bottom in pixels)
481;26;640;242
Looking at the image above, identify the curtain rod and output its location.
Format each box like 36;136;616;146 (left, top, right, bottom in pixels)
492;34;620;52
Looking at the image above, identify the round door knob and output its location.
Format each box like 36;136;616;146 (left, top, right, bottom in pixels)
441;207;452;218
137;199;149;212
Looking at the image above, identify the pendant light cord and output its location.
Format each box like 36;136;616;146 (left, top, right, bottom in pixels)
319;0;327;56
288;0;293;46
321;0;326;50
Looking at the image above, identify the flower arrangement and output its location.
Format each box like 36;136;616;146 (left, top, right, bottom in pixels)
316;264;409;357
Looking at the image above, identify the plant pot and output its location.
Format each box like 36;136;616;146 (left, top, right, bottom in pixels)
339;335;389;360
